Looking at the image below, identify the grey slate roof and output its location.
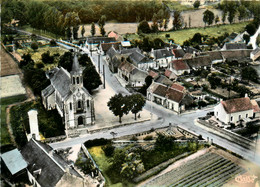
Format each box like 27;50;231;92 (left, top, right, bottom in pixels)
49;67;71;99
86;37;116;44
42;85;55;98
129;51;147;64
107;46;119;59
121;48;141;55
184;55;211;68
1;149;27;175
153;49;174;59
155;75;173;86
71;55;81;73
20;139;82;187
223;43;247;50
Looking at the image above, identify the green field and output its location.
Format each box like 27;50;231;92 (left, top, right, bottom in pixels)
126;21;249;45
1;95;27;145
88;146;135;187
164;1;194;12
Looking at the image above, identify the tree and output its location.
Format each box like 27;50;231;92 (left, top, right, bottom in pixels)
241;67;258;83
73;26;79;40
188;15;191;28
81;26;85;38
215;15;220;25
19;53;34;68
130;94;146;120
222;11;227;24
41;51;54;64
163;18;169;31
243;34;250;44
137;20;151;34
203;10;215;26
245;23;256;36
66;27;72;41
100;26;106;36
83;62;102;92
31;42;38;51
98;15;106;35
102;144;115;157
172;11;182;30
58;51;73;72
151;13;159;33
91;22;96;36
238;5;247;21
107;93;131;123
228;11;236;24
50;39;57;46
193;0;200;9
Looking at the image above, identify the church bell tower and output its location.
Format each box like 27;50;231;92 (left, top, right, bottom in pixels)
70;54;83;91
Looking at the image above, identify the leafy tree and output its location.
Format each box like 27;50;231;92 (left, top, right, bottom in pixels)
228;11;236;24
78;54;91;66
41;51;54;64
151;14;159;33
137;20;151;34
238;5;248;21
193;0;200;9
203;9;215;26
19;53;34;68
241;67;258;83
191;33;203;44
245;23;256;36
145;75;153;87
31;42;38;51
66;28;72;41
130;94;146;120
243;34;250;44
100;26;106;36
83;62;102;92
102;144;115;157
172;11;182;30
98;15;106;35
91;22;96;36
107;93;131;123
81;26;85;38
222;11;227;24
155;133;176;150
75;153;96;175
73;26;79;40
58;51;73;72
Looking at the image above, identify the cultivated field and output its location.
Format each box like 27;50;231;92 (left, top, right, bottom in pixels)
143;152;246;187
0;75;26;98
0;46;21;77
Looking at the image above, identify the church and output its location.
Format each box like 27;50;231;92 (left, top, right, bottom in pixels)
41;54;95;136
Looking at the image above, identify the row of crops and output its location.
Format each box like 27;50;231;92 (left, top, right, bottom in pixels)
143;152;246;187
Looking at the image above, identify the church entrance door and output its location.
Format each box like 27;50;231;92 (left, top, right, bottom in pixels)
78;116;83;125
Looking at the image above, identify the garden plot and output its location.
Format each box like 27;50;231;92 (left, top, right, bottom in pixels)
143;152;246;187
0;75;26;98
1;46;21;77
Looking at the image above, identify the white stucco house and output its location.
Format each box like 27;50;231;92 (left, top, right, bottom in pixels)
214;96;259;124
169;59;190;75
150;48;175;68
41;55;95;136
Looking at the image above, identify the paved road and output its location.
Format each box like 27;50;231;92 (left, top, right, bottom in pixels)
50;50;260;165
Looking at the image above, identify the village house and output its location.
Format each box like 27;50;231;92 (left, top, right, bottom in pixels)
172;48;185;59
214;95;259;124
201;51;223;64
150;48;175;68
85;37;116;51
108;31;124;41
41;55;95;136
20;138;91;187
169;59;190;75
185;55;212;70
100;42;121;55
224;32;249;43
147;82;193;113
164;69;177;80
118;60;148;87
148;70;160;79
221;49;252;63
250;47;260;62
221;43;247;50
154;75;173;87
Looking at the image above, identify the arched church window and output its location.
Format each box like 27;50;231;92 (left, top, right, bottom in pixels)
87;100;89;107
70;103;72;110
77;77;79;84
73;77;75;84
78;100;81;108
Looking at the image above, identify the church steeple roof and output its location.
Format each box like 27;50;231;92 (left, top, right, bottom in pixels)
71;54;81;73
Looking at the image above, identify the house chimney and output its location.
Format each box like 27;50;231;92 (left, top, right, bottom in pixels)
27;109;40;141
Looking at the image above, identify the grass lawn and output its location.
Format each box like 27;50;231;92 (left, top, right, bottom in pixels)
1;95;27;145
126;21;249;45
88;146;135;187
17;45;67;70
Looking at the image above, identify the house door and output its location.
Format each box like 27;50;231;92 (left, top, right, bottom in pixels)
78;116;83;125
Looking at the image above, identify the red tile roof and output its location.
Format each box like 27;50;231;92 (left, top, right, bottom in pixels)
221;97;254;114
108;31;120;40
165;69;172;78
171;83;185;92
171;60;190;70
251;100;260;113
149;70;159;79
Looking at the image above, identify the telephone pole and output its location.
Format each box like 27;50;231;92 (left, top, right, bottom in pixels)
103;64;105;89
98;53;100;73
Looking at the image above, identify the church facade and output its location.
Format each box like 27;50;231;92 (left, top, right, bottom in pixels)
41;55;95;136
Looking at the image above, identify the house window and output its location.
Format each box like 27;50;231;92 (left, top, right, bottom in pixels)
70;103;72;110
77;77;80;84
230;116;233;122
246;114;248;118
87;100;89;107
239;115;241;120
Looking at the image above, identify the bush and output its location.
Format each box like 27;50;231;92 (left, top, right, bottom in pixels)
102;144;115;157
198;101;207;108
50;39;57;46
36;63;44;69
84;138;111;148
165;34;170;38
143;135;153;141
31;42;38;51
130;136;138;141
